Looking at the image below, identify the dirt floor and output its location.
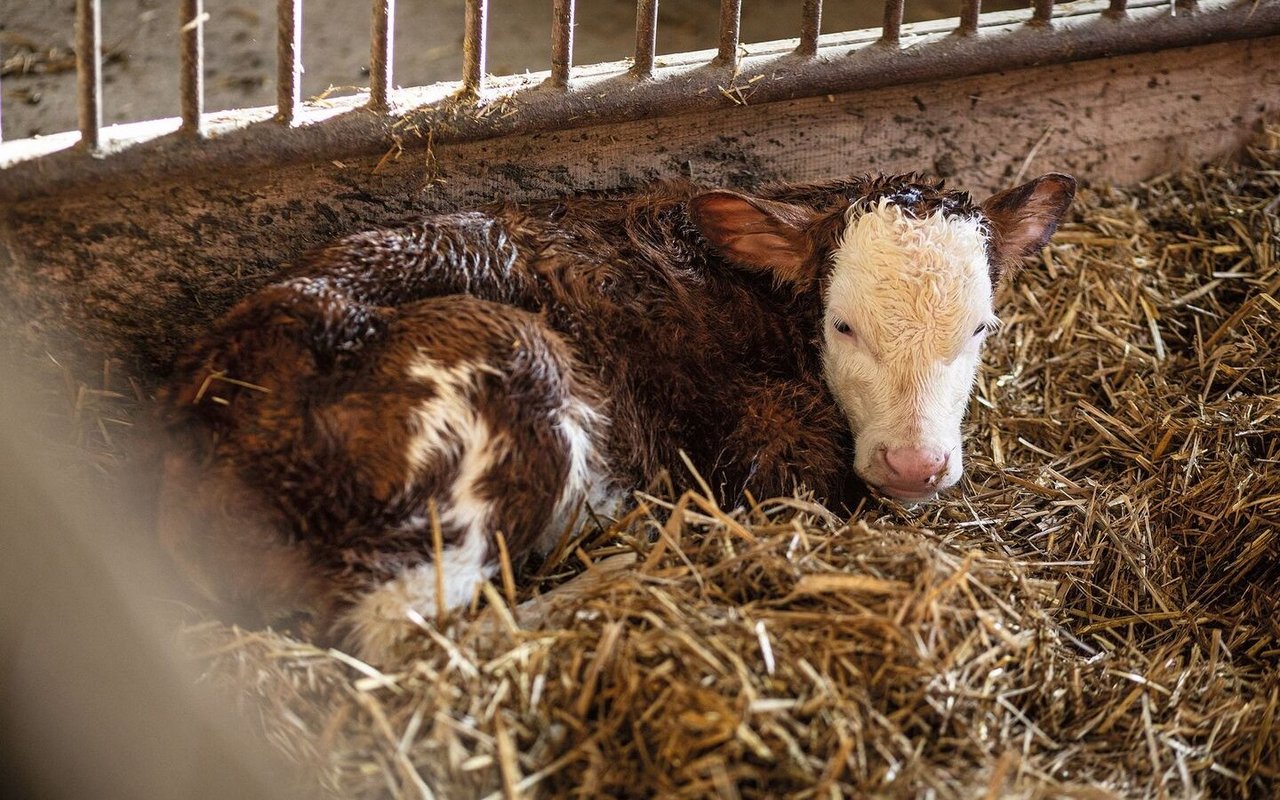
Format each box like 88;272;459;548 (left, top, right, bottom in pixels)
1;0;1026;140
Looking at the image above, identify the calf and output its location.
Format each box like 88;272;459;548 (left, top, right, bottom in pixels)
158;173;1074;660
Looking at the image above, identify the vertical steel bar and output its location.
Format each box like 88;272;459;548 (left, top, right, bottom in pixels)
180;0;206;135
277;0;302;123
881;0;904;45
959;0;982;34
1032;0;1055;24
463;0;488;93
370;0;395;109
797;0;822;56
75;0;102;149
551;0;574;87
633;0;659;78
716;0;742;68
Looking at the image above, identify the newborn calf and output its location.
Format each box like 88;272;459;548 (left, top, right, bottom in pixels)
158;173;1074;660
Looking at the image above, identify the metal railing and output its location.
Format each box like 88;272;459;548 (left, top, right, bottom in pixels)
73;0;102;150
180;0;205;136
1;0;1277;203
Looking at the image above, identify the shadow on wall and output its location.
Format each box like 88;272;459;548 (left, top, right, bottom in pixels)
0;351;302;800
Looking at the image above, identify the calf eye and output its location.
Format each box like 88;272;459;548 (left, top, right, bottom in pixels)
833;319;854;337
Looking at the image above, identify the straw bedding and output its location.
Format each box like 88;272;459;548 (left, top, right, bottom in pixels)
172;133;1280;799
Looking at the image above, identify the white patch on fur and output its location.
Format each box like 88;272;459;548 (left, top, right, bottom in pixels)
540;394;620;553
405;354;511;539
344;525;495;663
406;355;514;540
821;200;996;498
404;357;503;475
344;354;624;662
342;355;508;663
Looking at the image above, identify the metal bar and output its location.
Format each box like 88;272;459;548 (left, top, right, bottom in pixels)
959;0;982;34
797;0;822;57
75;0;102;150
463;0;488;93
6;0;1280;204
1033;0;1056;24
633;0;659;78
882;0;904;45
551;0;575;87
716;0;742;68
180;0;206;135
370;0;395;109
1108;0;1128;13
277;0;302;123
1175;0;1198;12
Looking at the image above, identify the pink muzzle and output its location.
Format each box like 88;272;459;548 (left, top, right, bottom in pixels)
879;446;951;498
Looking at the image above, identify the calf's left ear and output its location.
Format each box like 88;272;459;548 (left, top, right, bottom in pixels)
982;173;1076;279
690;191;818;285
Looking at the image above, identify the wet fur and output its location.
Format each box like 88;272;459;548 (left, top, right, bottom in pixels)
157;174;1074;656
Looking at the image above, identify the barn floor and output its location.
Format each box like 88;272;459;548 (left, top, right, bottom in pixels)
166;133;1280;799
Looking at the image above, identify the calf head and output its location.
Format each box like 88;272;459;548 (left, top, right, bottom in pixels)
691;173;1075;502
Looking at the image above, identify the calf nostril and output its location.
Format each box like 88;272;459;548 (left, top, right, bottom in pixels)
884;447;948;485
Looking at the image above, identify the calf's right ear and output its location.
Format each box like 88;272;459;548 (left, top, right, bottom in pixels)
690;191;818;285
981;173;1077;280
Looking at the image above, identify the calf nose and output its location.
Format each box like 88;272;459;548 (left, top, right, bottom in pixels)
883;446;949;487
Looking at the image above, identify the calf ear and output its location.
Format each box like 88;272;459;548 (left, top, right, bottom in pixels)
981;173;1076;279
690;191;818;285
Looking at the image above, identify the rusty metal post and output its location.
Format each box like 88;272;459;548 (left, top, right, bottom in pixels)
716;0;742;68
633;0;659;78
75;0;102;150
1108;0;1128;13
551;0;575;87
370;0;395;109
277;0;302;123
959;0;982;35
1033;0;1055;24
881;0;904;45
180;0;206;136
463;0;488;94
798;0;822;56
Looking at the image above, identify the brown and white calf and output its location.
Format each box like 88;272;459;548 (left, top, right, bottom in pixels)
157;173;1074;660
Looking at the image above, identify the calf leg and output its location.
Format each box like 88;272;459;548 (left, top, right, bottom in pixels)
160;295;617;664
327;298;619;662
342;509;495;661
